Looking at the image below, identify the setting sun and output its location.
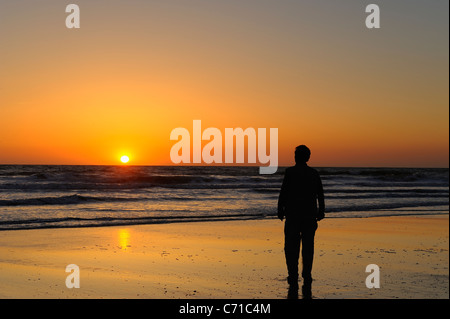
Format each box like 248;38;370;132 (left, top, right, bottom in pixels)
120;155;130;164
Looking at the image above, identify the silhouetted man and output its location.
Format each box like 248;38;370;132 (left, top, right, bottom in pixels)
278;145;325;291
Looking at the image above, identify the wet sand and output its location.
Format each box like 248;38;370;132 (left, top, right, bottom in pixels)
0;215;448;299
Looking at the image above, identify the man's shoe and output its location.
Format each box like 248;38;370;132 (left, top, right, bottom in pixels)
302;284;312;299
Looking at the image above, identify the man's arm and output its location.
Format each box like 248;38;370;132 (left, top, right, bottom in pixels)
277;172;288;221
316;173;325;221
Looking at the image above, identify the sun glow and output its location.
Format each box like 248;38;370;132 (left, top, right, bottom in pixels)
120;155;130;164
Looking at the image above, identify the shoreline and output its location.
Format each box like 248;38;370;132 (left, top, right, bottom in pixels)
0;214;448;299
0;211;448;233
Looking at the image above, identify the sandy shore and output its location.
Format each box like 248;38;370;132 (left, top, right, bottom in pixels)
0;215;448;299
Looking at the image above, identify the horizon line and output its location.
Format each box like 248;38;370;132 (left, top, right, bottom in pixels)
0;163;448;169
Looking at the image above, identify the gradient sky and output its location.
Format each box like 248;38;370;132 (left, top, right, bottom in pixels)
0;0;448;167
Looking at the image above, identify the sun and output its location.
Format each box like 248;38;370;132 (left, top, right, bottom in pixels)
120;155;130;164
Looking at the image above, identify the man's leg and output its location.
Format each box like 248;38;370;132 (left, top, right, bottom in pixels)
300;222;317;285
284;221;301;287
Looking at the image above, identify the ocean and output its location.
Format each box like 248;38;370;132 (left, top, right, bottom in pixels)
0;165;448;231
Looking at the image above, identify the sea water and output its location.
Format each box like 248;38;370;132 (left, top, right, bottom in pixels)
0;165;448;230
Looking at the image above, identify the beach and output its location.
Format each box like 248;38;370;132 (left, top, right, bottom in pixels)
0;215;447;299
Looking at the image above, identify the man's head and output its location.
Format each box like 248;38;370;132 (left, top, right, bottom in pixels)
295;145;311;164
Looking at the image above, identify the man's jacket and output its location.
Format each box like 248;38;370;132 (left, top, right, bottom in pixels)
278;164;325;221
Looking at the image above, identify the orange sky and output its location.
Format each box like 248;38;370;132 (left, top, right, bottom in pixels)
0;1;448;167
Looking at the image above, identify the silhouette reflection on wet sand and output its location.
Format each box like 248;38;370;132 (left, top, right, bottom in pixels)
287;283;312;299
